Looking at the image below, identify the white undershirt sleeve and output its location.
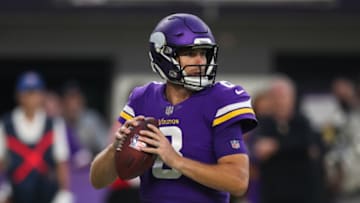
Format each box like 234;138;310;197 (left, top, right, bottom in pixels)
52;117;70;162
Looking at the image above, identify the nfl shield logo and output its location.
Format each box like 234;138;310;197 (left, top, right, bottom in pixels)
165;106;174;116
230;140;240;149
129;134;146;151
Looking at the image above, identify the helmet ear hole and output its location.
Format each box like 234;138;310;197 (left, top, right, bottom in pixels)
163;46;173;55
169;70;178;79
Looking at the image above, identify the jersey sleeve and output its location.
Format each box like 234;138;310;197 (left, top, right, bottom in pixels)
117;83;152;124
212;81;258;133
117;90;138;124
213;123;248;159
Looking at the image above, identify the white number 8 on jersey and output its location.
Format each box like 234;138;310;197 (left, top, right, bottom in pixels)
152;126;183;179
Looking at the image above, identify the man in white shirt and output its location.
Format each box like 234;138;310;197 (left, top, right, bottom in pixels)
0;71;73;203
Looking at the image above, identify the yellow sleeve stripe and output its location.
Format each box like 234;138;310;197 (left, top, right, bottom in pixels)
120;111;134;121
212;108;255;127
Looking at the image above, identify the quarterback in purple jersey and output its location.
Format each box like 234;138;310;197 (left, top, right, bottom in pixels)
90;13;257;203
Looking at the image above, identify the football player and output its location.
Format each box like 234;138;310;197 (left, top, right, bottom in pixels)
90;13;258;203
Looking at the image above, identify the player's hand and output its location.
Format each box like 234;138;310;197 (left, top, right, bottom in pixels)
138;123;181;168
113;116;145;151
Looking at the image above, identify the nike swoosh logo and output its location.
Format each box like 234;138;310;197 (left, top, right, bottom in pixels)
235;89;245;95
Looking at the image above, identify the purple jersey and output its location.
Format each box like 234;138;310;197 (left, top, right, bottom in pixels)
118;81;257;203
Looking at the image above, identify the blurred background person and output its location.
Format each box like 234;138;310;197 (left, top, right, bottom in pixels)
325;77;360;203
44;90;84;165
61;81;109;162
252;90;273;118
44;90;63;118
60;81;109;203
252;75;325;203
44;85;109;203
0;71;73;203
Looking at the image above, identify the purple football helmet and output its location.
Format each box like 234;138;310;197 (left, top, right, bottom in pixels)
149;13;218;91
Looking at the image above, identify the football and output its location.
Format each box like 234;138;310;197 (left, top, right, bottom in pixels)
114;117;158;180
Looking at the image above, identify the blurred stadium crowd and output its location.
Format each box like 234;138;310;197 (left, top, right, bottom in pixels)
0;0;360;203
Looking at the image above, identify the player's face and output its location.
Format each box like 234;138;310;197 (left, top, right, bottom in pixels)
177;48;207;76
